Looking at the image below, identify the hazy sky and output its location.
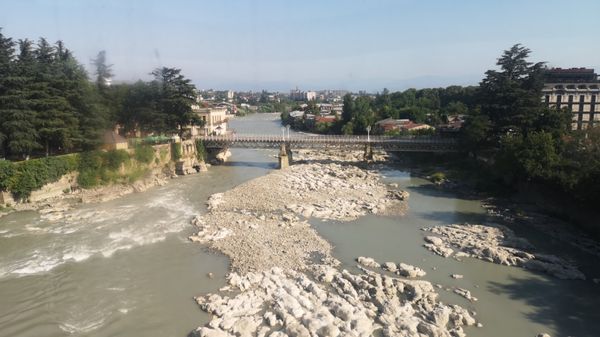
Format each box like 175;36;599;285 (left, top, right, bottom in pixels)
1;0;599;91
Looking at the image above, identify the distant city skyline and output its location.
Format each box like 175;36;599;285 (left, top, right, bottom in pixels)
1;0;599;92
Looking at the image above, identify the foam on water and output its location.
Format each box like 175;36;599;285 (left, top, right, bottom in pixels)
59;312;109;335
0;187;197;279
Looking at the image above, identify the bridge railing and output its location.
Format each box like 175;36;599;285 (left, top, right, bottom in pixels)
199;134;455;143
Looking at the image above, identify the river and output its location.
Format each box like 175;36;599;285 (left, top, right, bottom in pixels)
0;113;598;337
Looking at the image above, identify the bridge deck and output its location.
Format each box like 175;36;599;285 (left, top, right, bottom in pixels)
198;134;458;152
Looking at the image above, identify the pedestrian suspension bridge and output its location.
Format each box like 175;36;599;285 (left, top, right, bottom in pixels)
198;134;458;168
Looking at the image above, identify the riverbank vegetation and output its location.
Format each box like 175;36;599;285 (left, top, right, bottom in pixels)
458;45;599;212
395;45;600;235
0;28;201;160
0;154;78;199
0;144;160;199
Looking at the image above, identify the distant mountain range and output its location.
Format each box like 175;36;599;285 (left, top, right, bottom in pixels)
192;74;482;93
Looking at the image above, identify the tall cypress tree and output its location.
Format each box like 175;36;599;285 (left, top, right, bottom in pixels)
0;38;40;158
32;38;79;155
0;28;14;153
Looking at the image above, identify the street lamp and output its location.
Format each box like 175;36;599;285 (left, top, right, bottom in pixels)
366;125;371;142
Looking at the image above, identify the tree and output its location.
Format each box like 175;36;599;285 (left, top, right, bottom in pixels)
352;96;375;134
341;121;354;135
92;50;112;90
151;67;200;137
341;93;354;123
0;38;40;158
461;108;491;155
478;44;548;139
32;38;79;155
0;28;15;152
118;80;161;134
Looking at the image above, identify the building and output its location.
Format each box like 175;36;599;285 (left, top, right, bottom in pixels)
315;115;337;124
289;110;304;119
439;115;465;134
543;68;600;130
192;106;228;136
290;88;317;101
102;130;128;150
375;118;434;133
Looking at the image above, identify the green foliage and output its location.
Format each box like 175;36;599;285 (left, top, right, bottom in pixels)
456;44;600;213
125;167;149;183
430;172;447;184
105;149;130;170
460;110;491;154
134;145;154;164
0;160;16;190
77;170;98;189
171;142;182;161
0;31;110;158
77;147;156;188
77;151;104;188
195;139;206;161
151;67;199;137
341;121;354;135
2;154;78;199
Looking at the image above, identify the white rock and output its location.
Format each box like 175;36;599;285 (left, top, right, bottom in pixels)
382;262;398;273
397;263;427;278
357;256;380;268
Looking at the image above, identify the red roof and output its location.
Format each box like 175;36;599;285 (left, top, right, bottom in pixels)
315;115;337;123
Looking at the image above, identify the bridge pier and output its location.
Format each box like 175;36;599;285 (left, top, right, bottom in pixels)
363;144;373;162
278;143;290;169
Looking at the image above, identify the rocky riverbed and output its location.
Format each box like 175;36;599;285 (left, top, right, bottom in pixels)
194;264;478;337
422;224;586;280
189;152;484;337
189;161;408;273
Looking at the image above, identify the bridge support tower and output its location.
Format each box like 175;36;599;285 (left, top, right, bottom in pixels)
279;143;291;169
363;144;373;162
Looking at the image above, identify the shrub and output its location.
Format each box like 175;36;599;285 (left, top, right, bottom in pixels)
6;154;79;199
77;169;98;189
0;161;16;190
105;149;130;170
134;145;155;164
77;151;105;188
126;167;149;183
195;139;206;161
171;142;182;161
430;172;447;184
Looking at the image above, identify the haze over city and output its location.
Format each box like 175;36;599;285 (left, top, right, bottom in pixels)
2;0;599;91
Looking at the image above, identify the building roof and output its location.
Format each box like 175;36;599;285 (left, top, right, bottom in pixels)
315;115;337;123
544;68;599;83
103;130;127;144
375;118;410;126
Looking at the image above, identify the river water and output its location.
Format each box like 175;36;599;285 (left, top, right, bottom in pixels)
0;113;598;337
